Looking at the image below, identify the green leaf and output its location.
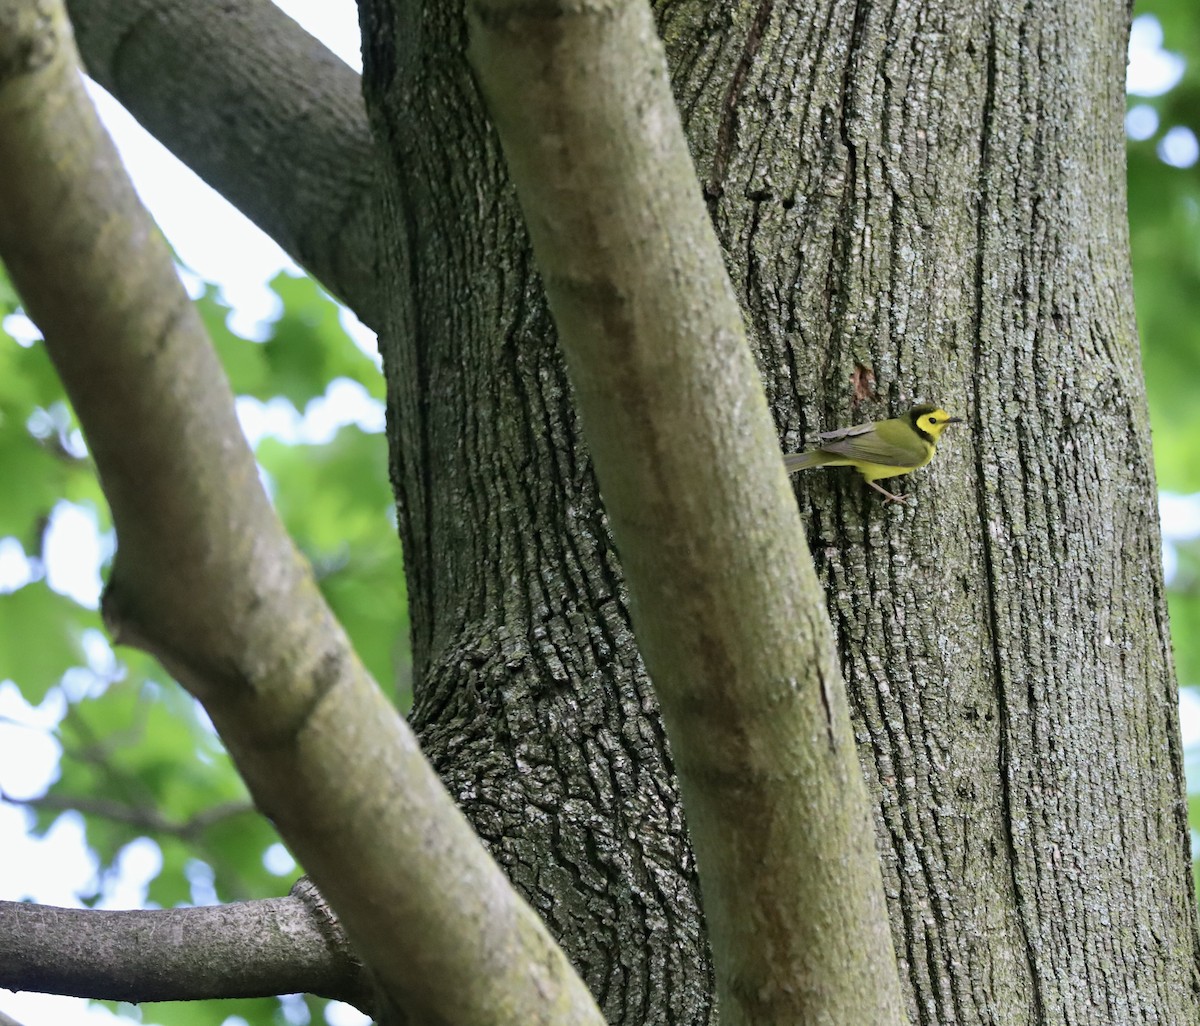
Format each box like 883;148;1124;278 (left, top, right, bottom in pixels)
1168;540;1200;686
0;336;101;545
106;996;287;1026
1129;1;1200;491
42;666;278;902
261;273;383;407
0;335;62;413
0;263;18;311
4;268;401;971
321;554;411;706
0;582;96;701
203;814;286;902
257;426;407;694
258;426;392;548
146;841;194;909
195;284;270;398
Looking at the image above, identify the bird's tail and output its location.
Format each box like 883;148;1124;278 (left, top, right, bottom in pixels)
783;451;822;474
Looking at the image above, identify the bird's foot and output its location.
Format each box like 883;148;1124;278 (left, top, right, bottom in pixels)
868;482;910;504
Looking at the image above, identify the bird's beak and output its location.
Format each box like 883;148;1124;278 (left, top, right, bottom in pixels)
947;417;964;424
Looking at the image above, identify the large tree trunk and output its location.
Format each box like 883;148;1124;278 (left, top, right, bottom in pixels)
359;1;715;1020
362;0;1200;1021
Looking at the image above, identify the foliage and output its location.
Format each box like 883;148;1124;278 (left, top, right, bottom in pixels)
0;267;403;1026
1129;0;1200;494
1130;0;1200;875
1171;540;1200;687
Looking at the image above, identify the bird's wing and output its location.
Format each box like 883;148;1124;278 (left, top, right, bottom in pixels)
815;424;927;468
815;422;877;443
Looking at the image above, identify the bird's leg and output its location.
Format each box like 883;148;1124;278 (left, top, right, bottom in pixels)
867;480;909;504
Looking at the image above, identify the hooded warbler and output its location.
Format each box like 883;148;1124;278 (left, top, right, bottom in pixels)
784;404;963;503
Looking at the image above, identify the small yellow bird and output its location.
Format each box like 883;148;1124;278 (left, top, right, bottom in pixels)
784;404;963;503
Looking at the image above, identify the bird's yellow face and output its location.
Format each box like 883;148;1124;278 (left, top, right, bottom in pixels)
912;407;962;442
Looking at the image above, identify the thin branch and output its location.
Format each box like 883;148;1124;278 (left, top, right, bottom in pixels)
57;700;163;812
0;889;370;1009
11;695;271;895
0;4;602;1023
65;0;386;328
1;790;254;841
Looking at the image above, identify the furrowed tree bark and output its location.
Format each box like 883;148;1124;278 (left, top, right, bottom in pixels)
359;0;720;1017
669;0;1200;1019
466;0;906;1022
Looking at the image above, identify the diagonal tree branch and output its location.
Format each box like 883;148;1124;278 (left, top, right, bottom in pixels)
0;3;602;1023
2;789;255;841
0;881;369;1008
65;0;386;328
466;0;907;1022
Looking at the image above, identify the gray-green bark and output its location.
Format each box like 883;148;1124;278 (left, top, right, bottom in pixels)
0;885;366;1006
363;0;1200;1020
0;4;604;1023
359;0;715;1014
466;0;906;1020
